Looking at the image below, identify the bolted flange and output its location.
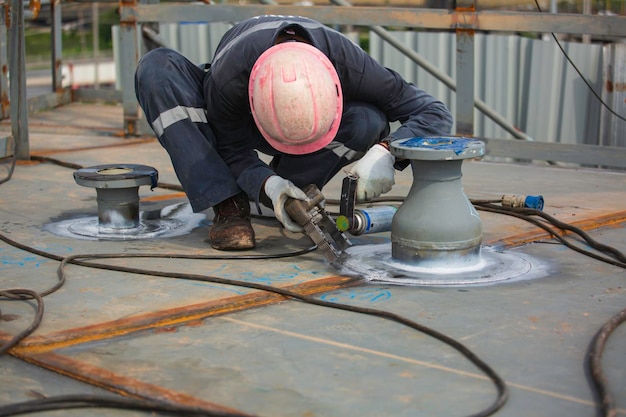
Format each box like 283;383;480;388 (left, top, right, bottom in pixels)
73;164;158;230
390;137;485;267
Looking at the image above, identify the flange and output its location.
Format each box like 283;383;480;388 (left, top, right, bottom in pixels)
74;164;158;230
390;137;485;267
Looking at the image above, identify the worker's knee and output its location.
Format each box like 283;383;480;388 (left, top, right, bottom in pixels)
135;48;192;91
135;48;205;112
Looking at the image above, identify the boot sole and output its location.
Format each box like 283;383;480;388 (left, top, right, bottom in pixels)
210;237;256;251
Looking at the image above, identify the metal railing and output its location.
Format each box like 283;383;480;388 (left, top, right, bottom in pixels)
3;0;626;167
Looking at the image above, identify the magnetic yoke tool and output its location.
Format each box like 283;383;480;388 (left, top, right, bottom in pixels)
284;184;352;265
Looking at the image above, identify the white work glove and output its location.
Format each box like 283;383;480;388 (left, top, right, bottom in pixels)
263;175;307;233
348;143;395;202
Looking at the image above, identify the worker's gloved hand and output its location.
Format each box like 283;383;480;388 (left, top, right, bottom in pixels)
348;143;395;202
263;175;307;233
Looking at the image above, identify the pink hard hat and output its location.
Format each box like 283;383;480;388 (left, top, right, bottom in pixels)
249;42;343;155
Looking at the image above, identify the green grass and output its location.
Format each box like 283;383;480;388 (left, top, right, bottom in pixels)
25;6;118;68
25;28;115;70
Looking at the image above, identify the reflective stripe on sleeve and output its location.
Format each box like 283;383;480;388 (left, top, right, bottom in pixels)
152;106;208;136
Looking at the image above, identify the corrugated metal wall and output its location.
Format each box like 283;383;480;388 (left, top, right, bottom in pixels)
144;23;623;147
599;42;626;147
370;31;607;145
158;22;232;64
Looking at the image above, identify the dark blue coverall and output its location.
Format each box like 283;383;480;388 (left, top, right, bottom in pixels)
135;15;453;214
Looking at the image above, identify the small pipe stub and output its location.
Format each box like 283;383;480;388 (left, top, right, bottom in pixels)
390;137;485;267
74;164;158;230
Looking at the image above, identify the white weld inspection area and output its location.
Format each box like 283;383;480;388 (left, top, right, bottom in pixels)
44;203;205;240
340;243;548;286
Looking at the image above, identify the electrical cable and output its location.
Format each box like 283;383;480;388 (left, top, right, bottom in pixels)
325;196;626;268
586;307;626;417
468;200;625;417
0;143;17;186
0;234;315;417
0;394;253;417
29;155;83;170
0;289;43;356
0;230;508;417
6;8;624;411
471;202;626;268
533;0;626;123
2;155;625;416
1;196;623;416
58;255;509;417
329;195;626;417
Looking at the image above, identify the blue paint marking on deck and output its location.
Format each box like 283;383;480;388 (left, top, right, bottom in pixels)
0;253;44;269
0;244;73;270
217;264;330;286
291;265;326;275
320;288;392;303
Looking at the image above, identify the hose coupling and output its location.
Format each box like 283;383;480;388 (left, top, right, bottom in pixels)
501;194;544;210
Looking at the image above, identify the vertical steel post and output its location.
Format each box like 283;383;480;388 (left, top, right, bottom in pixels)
141;0;161;56
582;0;591;44
119;0;140;136
51;0;63;91
93;2;100;89
9;0;29;159
0;5;10;120
455;2;475;136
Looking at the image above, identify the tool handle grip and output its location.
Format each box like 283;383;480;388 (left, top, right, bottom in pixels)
284;184;325;226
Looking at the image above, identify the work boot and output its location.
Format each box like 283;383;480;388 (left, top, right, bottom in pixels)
209;193;256;250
